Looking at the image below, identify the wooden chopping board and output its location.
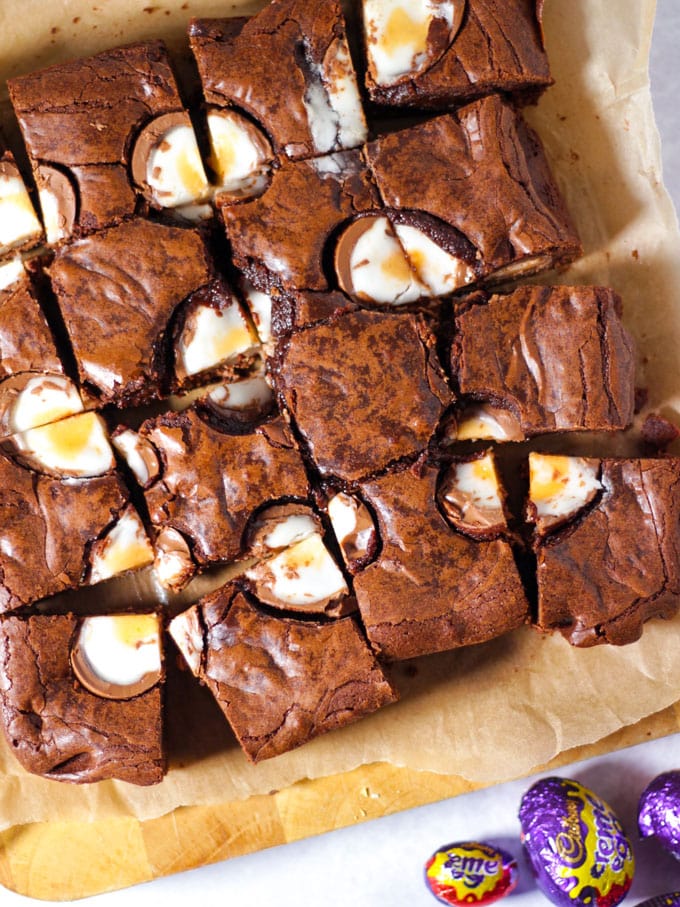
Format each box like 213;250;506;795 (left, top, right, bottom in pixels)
1;707;679;901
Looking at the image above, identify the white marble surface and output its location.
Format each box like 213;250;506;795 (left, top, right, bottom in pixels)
4;2;680;904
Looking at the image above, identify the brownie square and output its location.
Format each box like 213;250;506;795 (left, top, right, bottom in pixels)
364;96;582;290
221;150;380;294
0;613;164;784
169;583;397;762
0;142;43;259
130;407;312;589
450;285;636;441
190;0;367;162
0;414;152;612
528;454;680;646
0;260;63;380
48;218;258;407
351;456;528;660
362;0;551;108
8;41;207;238
272;309;452;483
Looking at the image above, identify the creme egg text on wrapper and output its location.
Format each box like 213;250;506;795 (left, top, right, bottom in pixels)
519;777;634;907
424;841;518;906
70;614;162;700
638;770;680;861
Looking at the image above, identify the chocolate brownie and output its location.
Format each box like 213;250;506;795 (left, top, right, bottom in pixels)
450;285;636;441
189;1;367;163
48;218;258;407
8;41;210;238
0;613;164;784
0;141;43;259
0;413;153;612
362;0;551;108
363;96;582;292
272;309;452;483
352;455;528;660
126;407;311;590
169;582;397;762
528;454;680;646
0;262;76;440
221;150;380;294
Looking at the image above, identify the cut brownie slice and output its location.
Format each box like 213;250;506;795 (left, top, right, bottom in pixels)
351;454;528;660
0;412;153;612
362;96;582;293
449;285;636;442
272;309;452;483
362;0;551;108
8;41;210;239
189;1;367;164
0;259;89;440
169;582;397;762
528;453;680;646
221;150;380;294
0;140;43;259
124;407;312;590
0;613;164;784
48;218;259;407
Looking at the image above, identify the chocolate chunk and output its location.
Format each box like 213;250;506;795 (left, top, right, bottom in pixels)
530;457;680;646
363;0;551;108
272;309;452;482
451;285;636;438
353;460;528;660
0;613;164;784
169;583;397;762
641;413;680;452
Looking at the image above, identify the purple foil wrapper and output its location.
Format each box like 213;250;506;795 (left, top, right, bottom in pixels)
518;777;634;907
638;770;680;859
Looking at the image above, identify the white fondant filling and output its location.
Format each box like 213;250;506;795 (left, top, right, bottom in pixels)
327;492;374;560
145;123;210;208
456;406;513;442
208;376;273;411
347;216;430;304
0;257;25;291
304;39;367;155
76;615;161;688
394;224;476;295
13;412;115;477
247;534;348;606
207;110;271;196
364;0;454;86
38;186;68;244
112;429;159;487
89;508;154;583
10;375;83;434
529;454;603;521
445;456;503;512
261;514;318;551
242;282;273;344
0;173;43;250
169;610;203;676
178;303;258;377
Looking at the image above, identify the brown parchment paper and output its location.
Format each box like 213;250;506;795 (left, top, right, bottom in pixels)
1;0;680;832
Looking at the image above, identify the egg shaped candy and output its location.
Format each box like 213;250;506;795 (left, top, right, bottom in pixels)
638;770;680;860
519;777;634;907
424;841;518;906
